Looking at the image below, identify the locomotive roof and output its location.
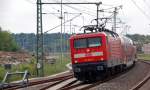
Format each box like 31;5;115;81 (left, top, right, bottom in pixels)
70;27;120;39
70;31;119;39
70;32;107;39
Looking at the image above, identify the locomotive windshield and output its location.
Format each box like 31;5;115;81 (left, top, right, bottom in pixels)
74;37;102;48
74;39;87;48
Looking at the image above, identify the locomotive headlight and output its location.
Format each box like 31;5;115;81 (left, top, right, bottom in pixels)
101;58;104;61
75;60;78;63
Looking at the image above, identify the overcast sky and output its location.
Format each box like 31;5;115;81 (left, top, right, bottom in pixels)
0;0;150;35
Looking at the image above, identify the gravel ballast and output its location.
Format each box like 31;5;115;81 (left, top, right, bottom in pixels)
90;61;150;90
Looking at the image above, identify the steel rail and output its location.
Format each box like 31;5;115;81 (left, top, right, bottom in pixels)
3;73;73;90
130;60;150;90
56;62;135;90
39;79;70;90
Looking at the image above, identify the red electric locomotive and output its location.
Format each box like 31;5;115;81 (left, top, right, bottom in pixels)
70;26;136;81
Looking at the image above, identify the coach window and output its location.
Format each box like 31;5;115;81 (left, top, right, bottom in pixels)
88;37;102;47
74;39;87;48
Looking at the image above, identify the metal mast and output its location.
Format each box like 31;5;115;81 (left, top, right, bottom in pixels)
60;0;63;65
35;1;103;77
113;7;117;32
36;0;44;77
96;3;101;30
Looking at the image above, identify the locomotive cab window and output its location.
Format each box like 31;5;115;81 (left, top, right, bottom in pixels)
74;37;102;49
74;39;87;48
88;38;101;47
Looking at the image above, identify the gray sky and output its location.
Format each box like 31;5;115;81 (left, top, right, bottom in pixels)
0;0;150;35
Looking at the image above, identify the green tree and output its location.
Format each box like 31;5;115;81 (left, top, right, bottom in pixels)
0;27;19;51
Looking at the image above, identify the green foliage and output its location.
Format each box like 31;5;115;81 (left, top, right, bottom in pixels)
0;54;71;82
13;33;71;52
0;66;5;82
0;27;19;51
138;54;150;60
126;34;150;52
44;55;70;76
126;34;150;44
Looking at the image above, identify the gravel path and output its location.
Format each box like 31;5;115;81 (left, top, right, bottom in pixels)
90;61;150;90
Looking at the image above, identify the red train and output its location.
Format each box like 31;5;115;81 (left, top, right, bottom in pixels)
70;27;136;81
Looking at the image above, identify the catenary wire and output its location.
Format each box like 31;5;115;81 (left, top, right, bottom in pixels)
131;0;150;21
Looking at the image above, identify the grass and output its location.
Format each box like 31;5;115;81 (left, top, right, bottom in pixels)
0;66;5;82
137;53;150;60
0;54;71;82
2;53;149;82
44;55;70;76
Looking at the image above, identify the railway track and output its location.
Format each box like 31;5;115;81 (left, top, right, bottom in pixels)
2;60;150;90
130;60;150;90
2;73;73;90
40;63;135;90
41;60;150;90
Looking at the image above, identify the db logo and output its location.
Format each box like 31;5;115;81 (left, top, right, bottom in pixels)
86;49;90;52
